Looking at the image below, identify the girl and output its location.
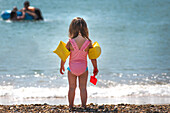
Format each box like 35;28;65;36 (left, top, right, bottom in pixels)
60;17;99;108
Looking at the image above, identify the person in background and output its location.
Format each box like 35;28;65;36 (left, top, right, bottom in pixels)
10;7;25;21
12;6;18;12
20;1;43;20
10;6;37;21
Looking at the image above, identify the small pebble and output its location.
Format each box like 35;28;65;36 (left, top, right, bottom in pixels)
98;105;105;109
0;103;169;112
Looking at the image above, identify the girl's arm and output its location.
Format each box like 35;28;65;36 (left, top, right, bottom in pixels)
60;60;65;74
89;42;99;76
60;41;70;74
91;59;99;76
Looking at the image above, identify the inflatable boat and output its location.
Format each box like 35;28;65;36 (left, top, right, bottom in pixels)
1;10;34;20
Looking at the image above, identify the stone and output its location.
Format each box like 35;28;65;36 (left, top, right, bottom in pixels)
98;105;104;109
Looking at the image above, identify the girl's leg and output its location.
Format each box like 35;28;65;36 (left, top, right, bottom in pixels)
78;70;88;107
68;71;77;108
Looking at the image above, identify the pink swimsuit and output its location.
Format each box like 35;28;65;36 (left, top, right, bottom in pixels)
69;38;90;76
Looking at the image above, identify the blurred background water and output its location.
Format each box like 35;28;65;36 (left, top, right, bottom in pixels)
0;0;170;104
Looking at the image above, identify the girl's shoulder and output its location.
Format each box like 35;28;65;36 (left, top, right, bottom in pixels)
89;41;93;48
83;37;92;48
66;40;71;50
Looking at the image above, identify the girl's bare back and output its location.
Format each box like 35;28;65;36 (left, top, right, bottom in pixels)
69;35;92;52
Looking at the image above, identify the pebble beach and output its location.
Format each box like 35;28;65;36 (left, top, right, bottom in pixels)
0;0;170;113
0;103;169;113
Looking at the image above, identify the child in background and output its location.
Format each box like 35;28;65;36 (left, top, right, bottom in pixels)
60;17;99;109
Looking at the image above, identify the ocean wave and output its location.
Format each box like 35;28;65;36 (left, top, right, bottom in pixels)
0;84;169;101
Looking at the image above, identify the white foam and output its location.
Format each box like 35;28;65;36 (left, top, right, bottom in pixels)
0;86;68;99
88;84;170;97
0;84;169;102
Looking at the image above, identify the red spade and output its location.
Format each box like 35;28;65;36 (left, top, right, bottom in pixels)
90;75;97;85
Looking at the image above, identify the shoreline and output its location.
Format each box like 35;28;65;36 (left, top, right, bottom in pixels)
0;103;169;112
1;96;170;105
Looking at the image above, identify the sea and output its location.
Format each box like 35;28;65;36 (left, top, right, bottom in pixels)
0;0;169;105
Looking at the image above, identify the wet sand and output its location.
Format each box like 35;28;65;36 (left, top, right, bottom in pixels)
0;103;169;113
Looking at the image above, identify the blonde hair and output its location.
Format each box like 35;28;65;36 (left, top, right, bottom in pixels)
69;17;90;41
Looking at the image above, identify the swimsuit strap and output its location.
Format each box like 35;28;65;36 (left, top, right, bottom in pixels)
80;40;90;51
69;39;79;50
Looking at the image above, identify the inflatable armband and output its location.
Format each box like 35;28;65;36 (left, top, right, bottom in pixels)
88;42;101;59
53;41;70;62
